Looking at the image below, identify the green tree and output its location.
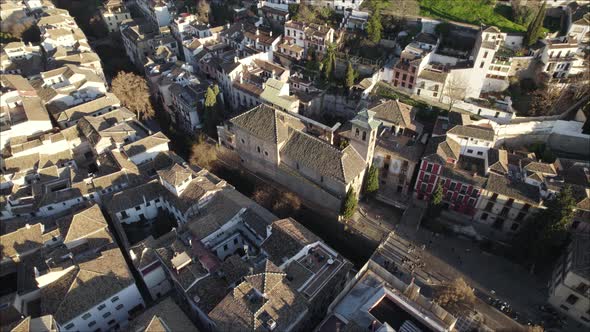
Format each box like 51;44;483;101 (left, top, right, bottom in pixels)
434;22;452;37
341;188;358;219
323;43;336;81
0;32;18;43
524;1;546;46
432;182;444;206
366;6;382;43
516;186;576;272
365;165;379;195
345;61;355;89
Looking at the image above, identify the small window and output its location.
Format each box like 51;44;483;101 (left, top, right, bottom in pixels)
257;146;261;153
103;312;111;318
135;206;141;211
116;304;124;310
108;319;116;325
233;238;238;245
82;313;91;320
223;244;228;251
566;294;579;305
65;323;75;329
98;304;106;311
426;164;433;173
481;213;488;221
467;149;474;154
111;296;119;303
88;321;97;327
510;223;519;231
476;151;483;156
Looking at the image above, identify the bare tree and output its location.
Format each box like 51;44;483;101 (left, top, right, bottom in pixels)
434;278;476;315
528;84;566;116
252;185;302;218
443;75;467;111
189;134;218;170
272;190;302;217
111;71;155;120
195;0;210;23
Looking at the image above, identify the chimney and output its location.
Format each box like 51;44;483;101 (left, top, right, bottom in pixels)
234;56;239;63
270;31;273;36
256;28;259;36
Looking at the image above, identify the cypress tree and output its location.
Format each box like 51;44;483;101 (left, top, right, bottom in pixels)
345;61;355;89
365;165;379;194
524;1;546;46
341;188;358;219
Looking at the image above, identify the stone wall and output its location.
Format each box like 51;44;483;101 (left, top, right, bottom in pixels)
235;149;344;212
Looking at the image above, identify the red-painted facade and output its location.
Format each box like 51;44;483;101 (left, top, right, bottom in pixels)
414;159;480;216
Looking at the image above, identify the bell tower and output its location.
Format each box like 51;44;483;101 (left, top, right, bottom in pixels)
348;108;379;168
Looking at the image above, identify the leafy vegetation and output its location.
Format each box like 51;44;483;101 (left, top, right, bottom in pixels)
419;0;527;33
203;85;223;137
366;1;383;43
341;188;358;219
513;186;576;273
524;1;547;46
528;143;556;163
322;43;337;82
364;166;380;195
345;61;356;89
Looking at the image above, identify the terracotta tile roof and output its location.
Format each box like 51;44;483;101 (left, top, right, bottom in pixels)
262;218;320;266
485;173;541;204
423;136;461;164
447;125;495;141
0;223;44;259
40;247;134;323
208;259;308;331
123;132;170;158
280;130;366;183
157;163;193;187
128;297;198;332
229;104;282;142
57;204;108;243
369;100;414;128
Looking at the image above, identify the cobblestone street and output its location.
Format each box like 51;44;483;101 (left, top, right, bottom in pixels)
350;197;589;330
